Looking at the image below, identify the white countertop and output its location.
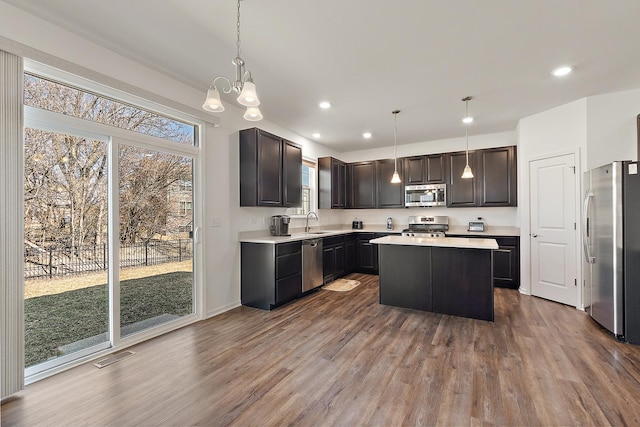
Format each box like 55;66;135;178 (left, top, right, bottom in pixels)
445;225;520;237
370;235;499;250
239;227;401;244
238;224;519;244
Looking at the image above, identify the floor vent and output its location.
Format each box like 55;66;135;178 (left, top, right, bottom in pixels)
93;350;135;368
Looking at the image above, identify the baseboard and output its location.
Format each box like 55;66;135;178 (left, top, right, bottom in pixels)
206;300;241;319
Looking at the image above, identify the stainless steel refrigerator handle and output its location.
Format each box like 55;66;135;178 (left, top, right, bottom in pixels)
583;191;595;264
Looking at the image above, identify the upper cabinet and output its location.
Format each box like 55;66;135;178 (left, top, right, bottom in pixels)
445;146;518;208
239;128;302;207
317;145;516;210
318;157;347;209
376;159;404;208
446;151;480;207
477;146;517;207
403;154;445;185
350;161;376;208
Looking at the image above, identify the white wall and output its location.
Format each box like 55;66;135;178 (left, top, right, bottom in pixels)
586;88;640;169
516;98;587;300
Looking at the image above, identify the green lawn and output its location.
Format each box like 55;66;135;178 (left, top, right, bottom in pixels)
25;271;192;367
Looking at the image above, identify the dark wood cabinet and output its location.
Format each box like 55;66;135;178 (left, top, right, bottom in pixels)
241;241;302;310
322;235;345;283
356;232;377;273
376;159;404;208
350;161;376;208
492;237;520;289
239;128;302;207
446;150;479;207
378;245;432;311
446;234;520;289
402;154;444;185
318;157;347;209
344;235;357;273
283;140;303;207
477;146;517;207
425;154;445;183
403;156;426;184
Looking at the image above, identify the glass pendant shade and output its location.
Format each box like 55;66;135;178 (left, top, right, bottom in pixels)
202;87;225;112
391;170;401;183
461;164;474;179
243;106;263;121
237;81;260;107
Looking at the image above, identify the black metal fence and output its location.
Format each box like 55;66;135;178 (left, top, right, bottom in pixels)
24;239;193;280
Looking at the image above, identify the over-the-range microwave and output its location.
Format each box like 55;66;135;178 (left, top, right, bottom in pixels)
405;183;446;207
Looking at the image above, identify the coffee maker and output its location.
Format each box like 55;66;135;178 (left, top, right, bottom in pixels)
269;215;291;236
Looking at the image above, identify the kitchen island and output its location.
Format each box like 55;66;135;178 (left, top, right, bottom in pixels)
370;235;499;321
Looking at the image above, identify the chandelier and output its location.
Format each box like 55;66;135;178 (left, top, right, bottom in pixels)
202;0;263;121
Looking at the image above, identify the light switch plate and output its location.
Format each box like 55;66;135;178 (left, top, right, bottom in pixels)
629;163;638;175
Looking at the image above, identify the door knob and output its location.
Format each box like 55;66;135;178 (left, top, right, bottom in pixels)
531;233;538;238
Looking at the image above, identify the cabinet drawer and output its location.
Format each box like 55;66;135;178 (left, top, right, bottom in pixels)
495;237;517;247
357;232;376;242
276;274;301;304
276;252;301;278
276;241;301;256
323;235;345;247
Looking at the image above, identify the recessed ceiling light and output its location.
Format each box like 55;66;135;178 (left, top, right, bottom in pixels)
312;133;321;139
319;101;331;109
363;132;372;139
552;66;572;77
462;116;474;124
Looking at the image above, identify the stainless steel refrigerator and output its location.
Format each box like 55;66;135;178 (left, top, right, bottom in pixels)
583;161;640;344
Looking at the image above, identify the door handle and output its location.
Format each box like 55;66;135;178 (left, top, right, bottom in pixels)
583;190;595;264
531;233;538;238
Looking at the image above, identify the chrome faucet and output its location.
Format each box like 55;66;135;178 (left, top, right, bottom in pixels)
305;211;319;232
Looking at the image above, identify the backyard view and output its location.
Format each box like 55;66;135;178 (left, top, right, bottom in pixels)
23;72;196;369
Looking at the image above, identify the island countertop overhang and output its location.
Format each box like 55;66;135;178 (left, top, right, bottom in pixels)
370;235;499;250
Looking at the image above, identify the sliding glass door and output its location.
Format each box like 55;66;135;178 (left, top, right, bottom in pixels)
23;63;200;377
23;128;111;369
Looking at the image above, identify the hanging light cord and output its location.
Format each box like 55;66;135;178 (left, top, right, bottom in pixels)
393;111;398;170
464;98;470;164
236;0;242;58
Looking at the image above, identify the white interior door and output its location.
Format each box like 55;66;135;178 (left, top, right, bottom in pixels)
530;153;577;306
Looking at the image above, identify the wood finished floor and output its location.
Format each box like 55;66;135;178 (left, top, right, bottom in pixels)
3;273;640;426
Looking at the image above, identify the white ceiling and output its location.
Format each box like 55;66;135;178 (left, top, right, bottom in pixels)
6;0;640;151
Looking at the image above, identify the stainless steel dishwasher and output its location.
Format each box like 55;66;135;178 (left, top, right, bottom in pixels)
302;238;323;292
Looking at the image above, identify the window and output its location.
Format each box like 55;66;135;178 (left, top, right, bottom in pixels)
289;160;316;216
179;201;193;216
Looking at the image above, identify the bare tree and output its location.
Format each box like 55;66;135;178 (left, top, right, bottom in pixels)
23;73;194;250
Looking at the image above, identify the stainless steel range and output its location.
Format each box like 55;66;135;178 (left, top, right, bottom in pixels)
401;215;448;237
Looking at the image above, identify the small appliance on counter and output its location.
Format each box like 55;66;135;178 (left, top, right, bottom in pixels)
352;218;363;229
468;219;485;232
269;215;291;236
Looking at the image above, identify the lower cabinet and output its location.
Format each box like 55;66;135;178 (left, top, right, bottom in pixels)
356;233;377;274
241;241;302;310
322;235;345;283
446;234;520;289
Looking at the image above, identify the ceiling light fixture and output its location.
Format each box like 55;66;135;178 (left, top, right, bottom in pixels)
391;110;402;184
461;96;474;179
552;66;572;77
202;0;262;121
312;133;321;139
363;132;372;139
319;101;331;109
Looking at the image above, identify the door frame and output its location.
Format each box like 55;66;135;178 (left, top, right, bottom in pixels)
525;147;583;310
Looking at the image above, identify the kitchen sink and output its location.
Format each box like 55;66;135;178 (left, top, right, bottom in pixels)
306;231;328;235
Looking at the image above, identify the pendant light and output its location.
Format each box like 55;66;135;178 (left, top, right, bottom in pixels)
461;96;474;179
202;0;262;121
391;110;402;183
